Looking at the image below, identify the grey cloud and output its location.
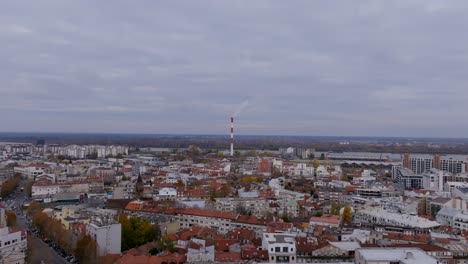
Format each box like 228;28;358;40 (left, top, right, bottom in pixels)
1;0;468;136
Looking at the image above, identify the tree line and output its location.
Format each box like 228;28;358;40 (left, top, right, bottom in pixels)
1;173;21;198
26;202;98;264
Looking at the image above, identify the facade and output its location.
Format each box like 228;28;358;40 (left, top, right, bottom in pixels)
410;157;434;174
14;164;47;179
354;208;440;230
186;239;215;263
215;198;269;216
453;212;468;231
156;187;177;200
440;158;465;174
262;233;297;263
0;209;27;264
394;167;424;189
87;222;122;256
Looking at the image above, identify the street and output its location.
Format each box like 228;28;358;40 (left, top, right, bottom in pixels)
2;178;70;264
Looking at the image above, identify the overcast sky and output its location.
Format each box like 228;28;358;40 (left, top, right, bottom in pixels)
1;1;468;137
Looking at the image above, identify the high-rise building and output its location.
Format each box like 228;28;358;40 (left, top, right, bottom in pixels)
410;157;433;174
439;158;465;174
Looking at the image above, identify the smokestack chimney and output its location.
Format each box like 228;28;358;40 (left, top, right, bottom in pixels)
230;117;234;156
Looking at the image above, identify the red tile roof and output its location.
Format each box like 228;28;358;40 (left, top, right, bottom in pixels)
215;252;242;262
309;214;340;225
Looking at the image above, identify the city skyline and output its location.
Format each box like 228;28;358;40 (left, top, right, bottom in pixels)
2;1;468;137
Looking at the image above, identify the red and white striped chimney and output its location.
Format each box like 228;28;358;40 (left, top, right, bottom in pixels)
230;117;234;156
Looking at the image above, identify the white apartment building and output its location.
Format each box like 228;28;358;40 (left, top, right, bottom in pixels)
31;180;92;199
354;207;440;230
436;207;460;227
87;222;121;256
262;233;297;263
422;169;450;192
155;187;177;200
440;158;465;174
186;238;215;263
14;164;47;179
355;248;438;264
410;156;434;174
0;209;27;264
173;209;267;236
215;198;269;216
453;212;468;231
289;163;314;178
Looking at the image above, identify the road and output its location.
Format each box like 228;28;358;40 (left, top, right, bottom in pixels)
3;178;69;264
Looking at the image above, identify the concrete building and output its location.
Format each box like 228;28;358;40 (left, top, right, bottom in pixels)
0;208;27;264
355;248;438;264
186;238;215;263
215;198;269;216
354;208;440;230
409;156;434;174
440;158;465;174
453;212;468;231
155;187;177;201
87;221;121;256
262;233;297;263
394;167;424;190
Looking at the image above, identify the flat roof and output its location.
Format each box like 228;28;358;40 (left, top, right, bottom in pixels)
357;248;438;264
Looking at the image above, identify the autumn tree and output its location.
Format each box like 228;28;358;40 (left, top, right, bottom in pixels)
176;179;185;190
342;205;353;225
75;234;97;264
312;160;320;170
24;180;34;197
0;174;21;198
6;211;17;227
26;202;43;217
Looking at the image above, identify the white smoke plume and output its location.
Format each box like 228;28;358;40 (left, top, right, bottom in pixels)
233;100;249;117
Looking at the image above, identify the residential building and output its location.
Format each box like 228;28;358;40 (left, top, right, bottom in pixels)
453;212;468;231
394;167;424;189
262;233;297;263
354;207;440;230
87;221;122;256
0;208;27;264
355;248;439;264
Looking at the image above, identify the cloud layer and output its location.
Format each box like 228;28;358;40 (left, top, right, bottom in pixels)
2;1;468;137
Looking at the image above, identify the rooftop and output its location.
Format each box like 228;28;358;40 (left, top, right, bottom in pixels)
357;248;438;264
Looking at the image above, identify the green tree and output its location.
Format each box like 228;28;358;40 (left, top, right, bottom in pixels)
330;203;342;215
118;213;157;250
342;205;353;225
150;237;176;255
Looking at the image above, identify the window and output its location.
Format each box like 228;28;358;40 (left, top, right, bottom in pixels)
275;247;280;252
283;247;288;252
291;247;294;252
